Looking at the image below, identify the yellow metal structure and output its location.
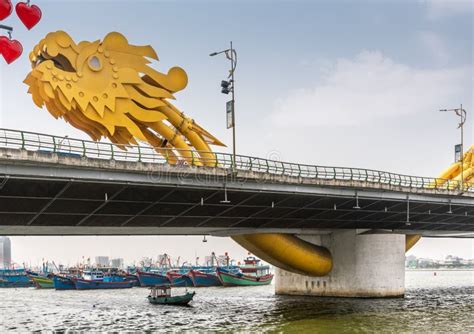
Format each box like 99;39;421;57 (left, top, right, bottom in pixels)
23;32;472;278
24;31;225;166
232;234;333;276
405;235;422;252
409;146;474;253
436;145;474;189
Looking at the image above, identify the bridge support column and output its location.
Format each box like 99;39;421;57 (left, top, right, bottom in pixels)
275;230;405;298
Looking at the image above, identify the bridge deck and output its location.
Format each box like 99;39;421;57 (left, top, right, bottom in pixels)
0;144;472;236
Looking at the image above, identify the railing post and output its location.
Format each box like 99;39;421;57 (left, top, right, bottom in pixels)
52;136;57;153
81;140;86;157
110;144;114;160
20;131;25;150
137;145;142;162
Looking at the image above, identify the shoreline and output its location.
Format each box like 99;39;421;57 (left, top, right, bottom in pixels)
406;268;474;271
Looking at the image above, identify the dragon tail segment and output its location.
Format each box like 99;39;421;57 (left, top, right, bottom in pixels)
405;235;422;252
408;145;473;253
232;234;333;277
434;145;473;189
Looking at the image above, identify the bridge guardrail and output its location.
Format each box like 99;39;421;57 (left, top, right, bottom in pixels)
0;128;470;193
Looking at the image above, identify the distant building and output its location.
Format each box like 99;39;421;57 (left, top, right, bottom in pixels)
95;256;110;267
442;255;462;266
405;254;474;269
405;255;417;268
0;237;11;268
110;258;124;269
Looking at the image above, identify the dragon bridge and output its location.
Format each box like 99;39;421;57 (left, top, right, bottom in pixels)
24;31;473;279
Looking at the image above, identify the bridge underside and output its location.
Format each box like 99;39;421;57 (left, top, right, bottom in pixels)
0;175;472;236
0;147;473;297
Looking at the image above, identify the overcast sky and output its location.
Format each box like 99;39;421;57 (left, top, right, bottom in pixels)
0;0;473;267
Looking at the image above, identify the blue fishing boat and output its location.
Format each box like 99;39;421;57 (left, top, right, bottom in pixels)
167;270;194;287
73;270;136;290
136;270;170;287
0;268;32;288
187;269;221;287
53;274;76;290
122;273;140;286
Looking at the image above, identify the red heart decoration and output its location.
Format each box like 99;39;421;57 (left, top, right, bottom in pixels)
0;36;23;64
0;0;12;21
15;2;42;30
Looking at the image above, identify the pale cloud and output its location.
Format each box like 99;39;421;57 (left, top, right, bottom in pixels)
418;31;450;64
422;0;474;19
271;51;468;128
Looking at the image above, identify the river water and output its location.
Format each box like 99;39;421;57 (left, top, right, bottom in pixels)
0;270;472;333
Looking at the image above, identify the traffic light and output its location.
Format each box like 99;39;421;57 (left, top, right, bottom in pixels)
221;80;231;94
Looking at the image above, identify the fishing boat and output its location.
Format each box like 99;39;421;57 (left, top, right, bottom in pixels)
123;273;140;286
53;274;76;290
187;269;221;287
136;270;170;287
28;272;55;289
0;268;32;288
73;270;136;290
147;286;195;306
167;270;194;287
217;256;273;286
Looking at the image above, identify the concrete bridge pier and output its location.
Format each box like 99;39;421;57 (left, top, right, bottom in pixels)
275;231;406;298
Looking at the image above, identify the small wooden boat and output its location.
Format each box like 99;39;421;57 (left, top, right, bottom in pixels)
147;286;195;306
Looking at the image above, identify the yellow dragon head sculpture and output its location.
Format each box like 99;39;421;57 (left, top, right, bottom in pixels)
24;31;224;166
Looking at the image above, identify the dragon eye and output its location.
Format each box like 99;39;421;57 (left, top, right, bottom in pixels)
88;56;102;71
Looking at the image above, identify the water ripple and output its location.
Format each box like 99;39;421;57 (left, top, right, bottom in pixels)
0;271;472;332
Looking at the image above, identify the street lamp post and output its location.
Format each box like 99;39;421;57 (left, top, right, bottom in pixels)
210;42;237;171
440;104;467;191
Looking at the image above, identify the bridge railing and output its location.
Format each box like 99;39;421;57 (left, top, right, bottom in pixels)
0;128;470;193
